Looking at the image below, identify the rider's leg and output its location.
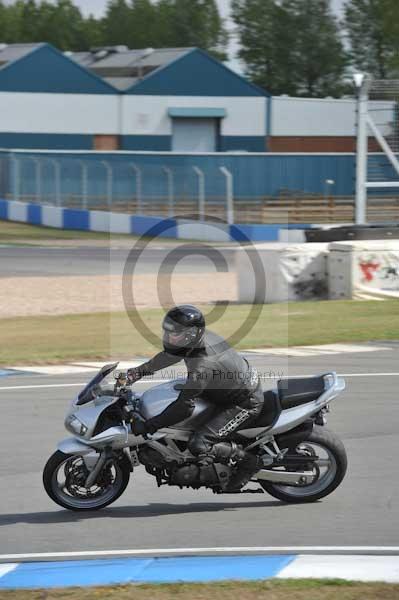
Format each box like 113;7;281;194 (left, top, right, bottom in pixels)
188;386;264;489
188;405;253;461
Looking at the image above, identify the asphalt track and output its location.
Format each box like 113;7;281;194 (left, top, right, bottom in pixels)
0;246;236;277
1;348;398;555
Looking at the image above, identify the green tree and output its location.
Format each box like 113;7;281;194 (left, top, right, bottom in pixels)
35;0;88;50
344;0;394;78
102;0;134;46
130;0;158;48
285;0;348;97
18;0;40;41
233;0;348;97
82;14;105;49
0;1;8;39
4;1;25;41
232;0;296;95
0;0;91;49
344;0;399;78
1;0;227;58
157;0;227;59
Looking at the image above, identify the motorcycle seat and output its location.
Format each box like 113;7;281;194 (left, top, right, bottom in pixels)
278;376;325;410
253;390;281;427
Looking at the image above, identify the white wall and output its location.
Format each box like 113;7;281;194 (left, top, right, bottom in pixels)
121;96;266;137
2;90;396;141
0;92;119;134
271;96;396;137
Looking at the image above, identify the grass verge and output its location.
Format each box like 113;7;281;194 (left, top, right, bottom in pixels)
0;580;399;600
0;219;127;242
0;299;398;365
0;219;213;245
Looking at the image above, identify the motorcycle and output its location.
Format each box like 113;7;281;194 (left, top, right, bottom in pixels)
43;363;347;511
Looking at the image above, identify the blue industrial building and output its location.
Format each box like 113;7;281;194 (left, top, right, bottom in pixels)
0;43;269;152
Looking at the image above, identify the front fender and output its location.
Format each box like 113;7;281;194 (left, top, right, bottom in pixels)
58;437;94;456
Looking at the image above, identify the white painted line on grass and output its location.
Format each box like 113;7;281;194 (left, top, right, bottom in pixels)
1;547;399;562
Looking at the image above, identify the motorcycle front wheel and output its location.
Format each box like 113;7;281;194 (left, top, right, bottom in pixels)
258;426;347;503
43;450;131;511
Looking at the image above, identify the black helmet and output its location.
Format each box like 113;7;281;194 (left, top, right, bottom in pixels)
162;305;205;354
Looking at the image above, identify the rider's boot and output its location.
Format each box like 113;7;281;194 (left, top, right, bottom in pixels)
197;441;245;466
210;441;245;463
224;452;262;492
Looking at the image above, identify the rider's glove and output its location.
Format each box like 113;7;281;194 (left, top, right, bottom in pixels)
126;368;142;384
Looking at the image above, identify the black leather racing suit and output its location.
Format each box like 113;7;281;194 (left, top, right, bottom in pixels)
134;331;264;458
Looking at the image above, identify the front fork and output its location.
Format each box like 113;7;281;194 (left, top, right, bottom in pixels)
58;438;135;488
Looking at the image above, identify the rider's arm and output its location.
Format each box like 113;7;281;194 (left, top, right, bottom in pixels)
146;367;209;432
129;351;182;379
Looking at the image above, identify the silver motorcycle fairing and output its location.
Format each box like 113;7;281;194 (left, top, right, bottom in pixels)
58;437;97;455
239;372;345;441
139;380;180;419
139;379;214;429
66;394;120;441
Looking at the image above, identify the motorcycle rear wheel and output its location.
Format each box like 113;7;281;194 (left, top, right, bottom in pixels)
43;450;130;511
258;426;347;503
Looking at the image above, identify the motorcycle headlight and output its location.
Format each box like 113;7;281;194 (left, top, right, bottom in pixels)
65;414;88;436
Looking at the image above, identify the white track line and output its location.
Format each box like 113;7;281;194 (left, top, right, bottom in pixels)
1;547;399;562
1;372;399;391
340;372;399;377
245;344;393;356
0;380;166;391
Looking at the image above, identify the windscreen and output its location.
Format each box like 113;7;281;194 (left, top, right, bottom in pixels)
77;362;118;406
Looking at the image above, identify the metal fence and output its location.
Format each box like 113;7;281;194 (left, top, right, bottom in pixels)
3;149;395;224
0;151;240;224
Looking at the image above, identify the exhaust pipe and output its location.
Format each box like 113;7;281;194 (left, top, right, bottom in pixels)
255;469;315;485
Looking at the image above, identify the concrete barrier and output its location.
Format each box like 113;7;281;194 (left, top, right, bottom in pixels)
329;240;399;299
237;242;329;303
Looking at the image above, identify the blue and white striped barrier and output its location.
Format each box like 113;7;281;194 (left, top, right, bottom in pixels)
0;553;398;589
0;199;320;243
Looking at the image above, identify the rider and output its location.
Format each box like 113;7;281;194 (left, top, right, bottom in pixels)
127;305;264;492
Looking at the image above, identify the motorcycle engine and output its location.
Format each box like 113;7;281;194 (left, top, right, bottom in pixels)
138;447;231;490
170;464;199;486
138;447;166;469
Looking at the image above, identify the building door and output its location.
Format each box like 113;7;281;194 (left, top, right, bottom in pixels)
172;118;217;152
94;135;120;150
